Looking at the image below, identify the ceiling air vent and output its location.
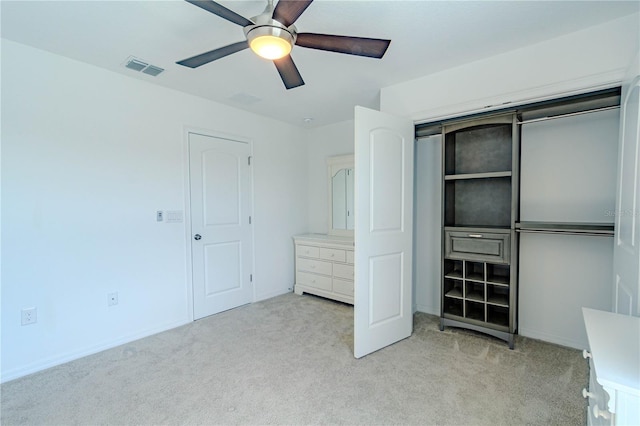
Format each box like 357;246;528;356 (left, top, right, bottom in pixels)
123;56;164;77
142;65;164;77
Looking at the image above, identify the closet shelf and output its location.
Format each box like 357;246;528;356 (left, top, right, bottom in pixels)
444;171;512;181
487;276;509;286
445;288;463;298
516;222;614;236
466;273;484;282
487;294;509;307
466;291;484;302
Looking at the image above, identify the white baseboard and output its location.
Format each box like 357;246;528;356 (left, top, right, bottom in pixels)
254;287;293;302
518;327;586;350
3;290;302;383
415;304;439;316
1;318;190;383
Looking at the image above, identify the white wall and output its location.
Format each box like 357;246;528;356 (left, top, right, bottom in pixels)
414;135;442;315
1;39;308;382
520;108;620;223
517;108;619;350
519;234;613;349
306;120;354;234
381;13;640;122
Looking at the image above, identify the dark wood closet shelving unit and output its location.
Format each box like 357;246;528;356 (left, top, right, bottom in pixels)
440;114;519;349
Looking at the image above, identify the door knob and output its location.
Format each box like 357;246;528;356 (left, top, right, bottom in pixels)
194;234;202;240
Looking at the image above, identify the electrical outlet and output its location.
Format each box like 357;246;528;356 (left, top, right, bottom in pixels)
21;307;37;326
108;292;118;306
156;210;163;222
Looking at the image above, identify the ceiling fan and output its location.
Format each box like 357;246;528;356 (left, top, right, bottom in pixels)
176;0;391;89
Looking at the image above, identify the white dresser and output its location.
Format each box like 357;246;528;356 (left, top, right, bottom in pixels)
582;308;640;426
293;234;354;304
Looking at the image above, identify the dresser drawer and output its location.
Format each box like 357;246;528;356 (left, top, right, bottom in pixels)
297;245;320;258
333;263;354;280
333;278;354;296
297;258;332;276
297;272;332;291
346;250;354;264
445;230;510;263
319;248;346;262
293;235;355;305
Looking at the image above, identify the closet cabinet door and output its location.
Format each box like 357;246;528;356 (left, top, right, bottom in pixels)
612;53;640;317
445;229;510;264
354;106;414;359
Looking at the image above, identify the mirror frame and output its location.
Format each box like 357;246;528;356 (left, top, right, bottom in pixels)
327;154;354;237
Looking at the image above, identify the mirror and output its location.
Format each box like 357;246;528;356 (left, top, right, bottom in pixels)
327;154;354;236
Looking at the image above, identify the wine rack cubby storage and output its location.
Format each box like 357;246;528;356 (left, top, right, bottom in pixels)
443;259;511;328
440;114;518;349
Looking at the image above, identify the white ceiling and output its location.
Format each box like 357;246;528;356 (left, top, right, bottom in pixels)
2;1;638;127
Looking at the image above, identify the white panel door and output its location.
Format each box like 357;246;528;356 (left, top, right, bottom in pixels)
613;53;640;316
189;132;253;320
354;106;414;358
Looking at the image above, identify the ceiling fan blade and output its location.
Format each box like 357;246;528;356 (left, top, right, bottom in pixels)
273;55;305;90
176;41;249;68
185;0;254;27
296;33;391;59
272;0;313;27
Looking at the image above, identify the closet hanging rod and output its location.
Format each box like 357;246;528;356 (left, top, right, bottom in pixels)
516;229;614;237
519;105;620;125
516;222;614;237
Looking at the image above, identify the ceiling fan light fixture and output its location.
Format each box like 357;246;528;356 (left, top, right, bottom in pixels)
177;0;391;90
250;35;291;59
246;25;294;60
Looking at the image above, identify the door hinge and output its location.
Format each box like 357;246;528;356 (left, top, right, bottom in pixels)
248;156;252;166
249;216;252;224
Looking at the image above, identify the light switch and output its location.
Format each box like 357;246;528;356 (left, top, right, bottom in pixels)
166;210;183;223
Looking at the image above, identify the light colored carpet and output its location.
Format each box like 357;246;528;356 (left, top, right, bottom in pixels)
1;293;588;425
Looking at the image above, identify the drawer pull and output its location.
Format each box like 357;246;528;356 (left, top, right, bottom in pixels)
582;388;596;399
583;350;592;359
593;404;611;420
467;234;484;238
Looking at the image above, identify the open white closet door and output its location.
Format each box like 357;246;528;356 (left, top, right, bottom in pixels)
613;52;640;316
353;106;415;358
